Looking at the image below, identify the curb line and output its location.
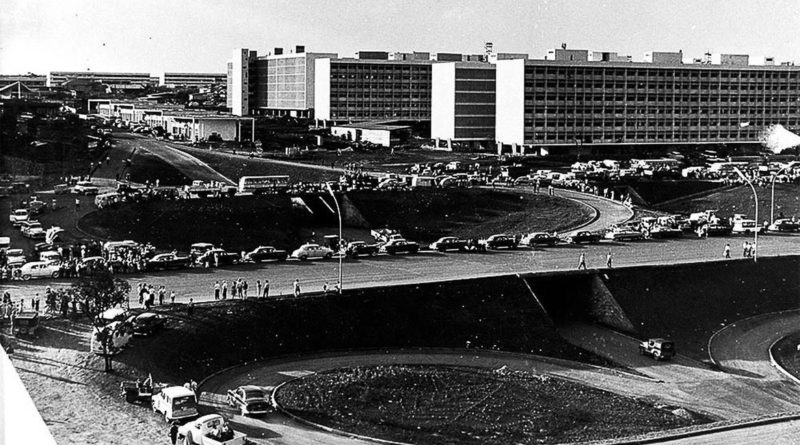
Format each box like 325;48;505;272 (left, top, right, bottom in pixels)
769;336;800;386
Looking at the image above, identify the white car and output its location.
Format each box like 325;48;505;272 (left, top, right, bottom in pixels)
20;221;45;239
39;250;62;264
152;386;199;423
6;249;26;268
71;181;100;195
9;209;29;226
290;243;334;261
19;261;61;280
732;219;763;235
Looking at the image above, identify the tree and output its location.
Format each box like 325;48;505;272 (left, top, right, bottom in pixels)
71;268;131;372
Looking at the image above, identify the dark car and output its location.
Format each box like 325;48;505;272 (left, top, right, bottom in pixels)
145;253;190;271
381;239;419;255
768;219;800;233
483;234;519;250
344;241;380;258
244;246;288;263
226;385;270;416
128;312;166;336
565;231;601;244
522;232;560;247
198;248;241;266
429;237;470;252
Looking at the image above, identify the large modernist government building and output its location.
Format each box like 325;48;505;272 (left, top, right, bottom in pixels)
227;45;800;152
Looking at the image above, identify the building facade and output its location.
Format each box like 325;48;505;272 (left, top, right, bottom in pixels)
495;58;800;153
47;71;155;88
431;62;496;149
159;72;226;88
314;58;433;121
0;75;47;90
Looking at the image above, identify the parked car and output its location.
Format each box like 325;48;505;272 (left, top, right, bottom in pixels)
13;312;40;336
146;253;190;271
20;221;45;239
6;249;27;268
522;232;559;247
639;338;676;361
767;218;800;233
731;219;763;235
128;312;166;335
697;223;733;237
226;385;270;416
198;249;241;266
604;227;645;241
429;236;470;252
291;243;334;261
152;386;198;422
648;225;683;239
244;246;288;263
19;261;61;280
9;209;29;226
176;414;247;445
565;231;601;244
189;243;215;257
70;181;100;195
483;234;519;250
343;241;380;258
381;239;419;255
39;250;61;264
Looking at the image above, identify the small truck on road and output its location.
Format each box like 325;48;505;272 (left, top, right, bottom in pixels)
177;414;248;445
639;338;675;361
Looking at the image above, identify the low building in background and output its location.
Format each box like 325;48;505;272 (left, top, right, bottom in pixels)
331;122;411;147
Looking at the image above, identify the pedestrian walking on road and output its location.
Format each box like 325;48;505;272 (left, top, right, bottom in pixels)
606;251;613;268
578;253;587;270
724;243;731;259
214;281;220;300
169;421;179;445
293;279;301;297
264;279;270;298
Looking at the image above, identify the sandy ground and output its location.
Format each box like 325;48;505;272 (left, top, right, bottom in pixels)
9;318;170;445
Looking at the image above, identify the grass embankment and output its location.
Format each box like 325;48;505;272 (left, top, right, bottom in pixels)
659;183;800;220
79;189;593;249
276;365;707;445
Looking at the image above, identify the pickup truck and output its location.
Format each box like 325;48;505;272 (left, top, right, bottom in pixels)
371;228;403;244
226;385;271;416
177;414;247;445
639;338;675;361
429;236;469;252
344;241;380;258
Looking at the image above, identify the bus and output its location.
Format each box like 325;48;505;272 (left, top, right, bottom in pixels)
237;176;290;194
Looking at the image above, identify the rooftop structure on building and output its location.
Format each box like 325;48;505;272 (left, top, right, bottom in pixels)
47;71;156;88
159;72;226;88
0;74;47;90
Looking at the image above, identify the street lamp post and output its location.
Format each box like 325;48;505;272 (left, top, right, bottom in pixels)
326;183;343;293
734;167;758;262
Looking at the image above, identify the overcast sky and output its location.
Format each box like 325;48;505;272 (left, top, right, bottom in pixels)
1;0;799;75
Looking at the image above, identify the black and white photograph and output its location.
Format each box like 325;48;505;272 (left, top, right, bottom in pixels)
2;1;800;444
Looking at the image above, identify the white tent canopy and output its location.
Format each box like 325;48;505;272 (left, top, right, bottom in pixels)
761;124;800;153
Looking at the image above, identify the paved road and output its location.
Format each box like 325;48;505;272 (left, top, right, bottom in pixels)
118;134;235;185
558;323;800;420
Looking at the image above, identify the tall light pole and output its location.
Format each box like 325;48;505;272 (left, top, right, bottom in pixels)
770;162;798;225
326;182;343;293
734;167;758;262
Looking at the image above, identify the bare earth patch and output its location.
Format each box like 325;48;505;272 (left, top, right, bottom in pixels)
275;365;706;445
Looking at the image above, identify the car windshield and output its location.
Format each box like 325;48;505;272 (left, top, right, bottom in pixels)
244;390;264;399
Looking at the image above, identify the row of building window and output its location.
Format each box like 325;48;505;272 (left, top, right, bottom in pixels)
527;68;800;80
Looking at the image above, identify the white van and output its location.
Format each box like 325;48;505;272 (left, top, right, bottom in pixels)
0;237;10;252
91;321;133;355
152;386;199;422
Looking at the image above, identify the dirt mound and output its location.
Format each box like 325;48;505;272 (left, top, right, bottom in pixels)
276;365;706;445
347;189;592;242
78;189;593;249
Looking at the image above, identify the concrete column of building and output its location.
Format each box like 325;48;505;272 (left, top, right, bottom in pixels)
447;139;453;150
512;143;518;155
237;121;242;142
251;119;255;142
496;141;503;155
520;145;525;155
435;138;440;148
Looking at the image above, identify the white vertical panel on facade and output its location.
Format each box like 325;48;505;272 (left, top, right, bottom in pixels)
495;59;525;146
431;62;456;140
314;58;331;120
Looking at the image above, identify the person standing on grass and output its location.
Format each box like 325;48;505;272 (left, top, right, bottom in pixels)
578;253;587;270
242;280;248;298
724;243;731;259
214;281;220;300
170;290;176;305
264;279;270;298
293;279;301;297
256;280;262;298
187;298;194;317
606;251;613;268
158;286;165;305
323;282;329;295
221;280;227;299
